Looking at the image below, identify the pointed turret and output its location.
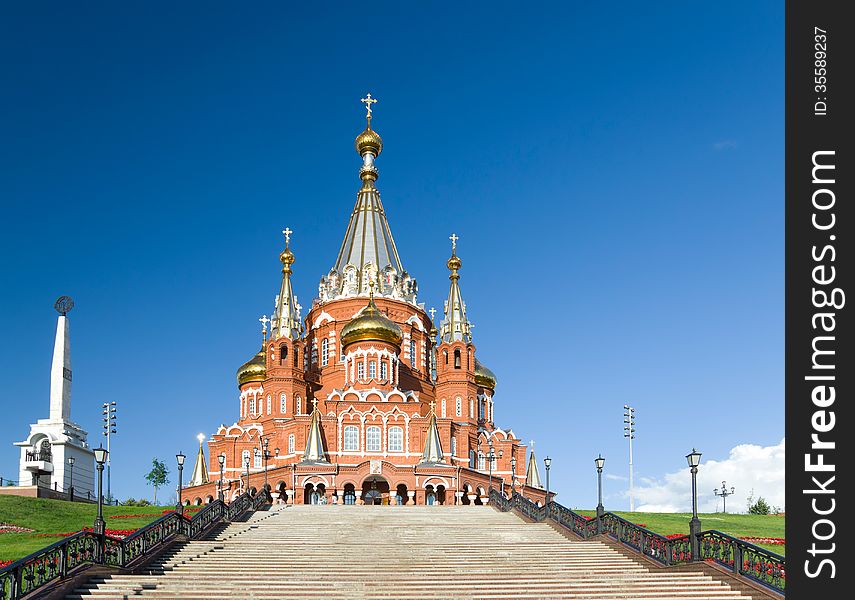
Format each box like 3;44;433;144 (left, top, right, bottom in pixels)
302;398;328;463
188;434;210;487
439;234;472;343
319;94;417;303
272;228;302;340
525;447;543;489
50;296;74;422
420;401;444;464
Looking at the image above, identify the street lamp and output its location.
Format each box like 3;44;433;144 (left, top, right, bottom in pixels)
510;456;517;495
217;454;226;502
92;446;108;540
244;455;251;496
102;402;117;504
176;452;186;515
67;456;76;502
714;481;735;513
262;437;270;494
595;454;605;532
487;440;502;493
686;448;702;559
544;456;552;501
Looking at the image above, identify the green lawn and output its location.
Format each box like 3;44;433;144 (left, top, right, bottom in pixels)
0;496;188;563
575;509;785;555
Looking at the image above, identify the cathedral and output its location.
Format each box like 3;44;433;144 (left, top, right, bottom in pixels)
183;97;548;507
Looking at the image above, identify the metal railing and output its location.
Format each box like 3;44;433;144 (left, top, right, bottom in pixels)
489;489;785;594
23;452;52;463
0;492;267;600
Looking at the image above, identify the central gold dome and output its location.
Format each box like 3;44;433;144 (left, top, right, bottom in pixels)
474;359;497;390
355;125;383;157
341;298;403;348
236;346;266;387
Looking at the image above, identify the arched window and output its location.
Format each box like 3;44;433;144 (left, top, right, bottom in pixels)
344;425;359;451
366;426;381;452
479;399;485;420
469;449;476;468
388;426;403;452
469;398;474;419
266;395;271;415
321;339;329;366
443;350;448;365
254;449;262;469
357;362;365;380
454;348;461;369
456;397;462;417
369;361;377;379
380;361;388;380
478;451;486;470
451;436;457;457
294;347;299;367
410;340;416;366
280;393;287;414
296;397;302;415
280;344;288;365
441;399;447;418
288;434;295;454
249;398;256;415
241;450;251;469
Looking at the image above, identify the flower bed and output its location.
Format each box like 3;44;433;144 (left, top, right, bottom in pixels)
0;522;34;534
741;536;785;545
34;527;139;539
108;506;203;520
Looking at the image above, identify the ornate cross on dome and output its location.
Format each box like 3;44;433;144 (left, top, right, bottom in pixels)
259;315;270;342
429;400;436;414
361;93;377;119
311;397;319;411
429;307;437;321
530;439;535;448
449;233;459;252
282;227;293;247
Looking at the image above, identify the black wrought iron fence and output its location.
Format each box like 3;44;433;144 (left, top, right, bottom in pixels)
488;489;785;594
0;491;265;600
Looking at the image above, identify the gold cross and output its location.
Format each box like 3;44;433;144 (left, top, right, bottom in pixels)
312;397;319;411
429;307;437;321
429;400;436;413
361;93;377;119
282;227;293;246
449;233;459;252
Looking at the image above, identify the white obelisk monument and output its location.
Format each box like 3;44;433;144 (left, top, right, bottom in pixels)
14;297;95;499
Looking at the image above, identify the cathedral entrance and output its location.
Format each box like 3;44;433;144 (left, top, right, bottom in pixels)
361;476;390;505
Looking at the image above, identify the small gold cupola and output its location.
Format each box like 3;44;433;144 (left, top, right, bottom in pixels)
341;283;403;349
474;359;497;390
236;346;266;387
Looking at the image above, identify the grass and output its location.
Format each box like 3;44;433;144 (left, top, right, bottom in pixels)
0;496;181;563
575;509;785;555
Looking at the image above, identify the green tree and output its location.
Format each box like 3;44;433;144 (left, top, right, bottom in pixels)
749;495;771;515
144;458;169;505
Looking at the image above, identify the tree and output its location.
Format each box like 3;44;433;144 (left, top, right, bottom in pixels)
749;495;771;515
145;458;169;505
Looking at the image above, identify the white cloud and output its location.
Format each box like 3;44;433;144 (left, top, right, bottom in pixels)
713;139;739;151
628;439;784;513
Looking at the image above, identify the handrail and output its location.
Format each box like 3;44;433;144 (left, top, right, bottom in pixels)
489;489;784;594
0;492;262;600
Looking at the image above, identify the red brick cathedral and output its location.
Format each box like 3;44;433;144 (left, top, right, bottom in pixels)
184;98;548;507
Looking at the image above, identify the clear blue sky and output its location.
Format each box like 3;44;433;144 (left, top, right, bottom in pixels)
0;2;782;508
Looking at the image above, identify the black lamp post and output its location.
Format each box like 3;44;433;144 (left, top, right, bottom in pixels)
487;441;502;493
595;454;605;532
262;437;270;494
714;480;735;513
510;456;517;494
217;454;226;502
544;456;552;501
686;448;702;560
67;456;76;502
93;446;108;534
244;455;250;495
176;452;186;515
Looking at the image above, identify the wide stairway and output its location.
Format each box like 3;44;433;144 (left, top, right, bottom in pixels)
67;505;751;599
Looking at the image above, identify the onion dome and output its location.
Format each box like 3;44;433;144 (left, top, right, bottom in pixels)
341;297;403;348
474;359;497;390
355;125;383;157
236;347;266;387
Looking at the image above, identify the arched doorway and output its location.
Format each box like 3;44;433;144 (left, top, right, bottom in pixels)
436;485;447;506
304;483;319;505
395;484;408;505
343;483;356;505
425;484;436;505
361;476;390;505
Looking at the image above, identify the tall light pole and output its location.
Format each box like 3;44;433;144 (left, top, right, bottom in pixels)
93;446;108;539
102;402;117;504
487;440;502;492
262;437;270;494
544;456;552;501
714;480;735;513
176;452;186;515
595;454;605;532
244;455;251;495
67;456;75;502
623;405;636;512
510;456;517;495
686;449;702;560
217;454;226;502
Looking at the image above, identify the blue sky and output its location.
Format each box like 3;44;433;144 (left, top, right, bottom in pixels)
0;2;783;509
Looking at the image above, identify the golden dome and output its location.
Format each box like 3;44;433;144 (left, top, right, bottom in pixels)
355;125;383;157
341;298;403;348
280;246;295;266
474;359;497;390
236;347;266;387
447;254;462;272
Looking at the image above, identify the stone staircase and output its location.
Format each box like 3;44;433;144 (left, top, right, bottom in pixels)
65;505;753;599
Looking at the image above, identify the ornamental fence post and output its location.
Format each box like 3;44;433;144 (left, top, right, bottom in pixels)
733;543;742;576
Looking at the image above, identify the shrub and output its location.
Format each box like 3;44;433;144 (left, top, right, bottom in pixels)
749;496;771;515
